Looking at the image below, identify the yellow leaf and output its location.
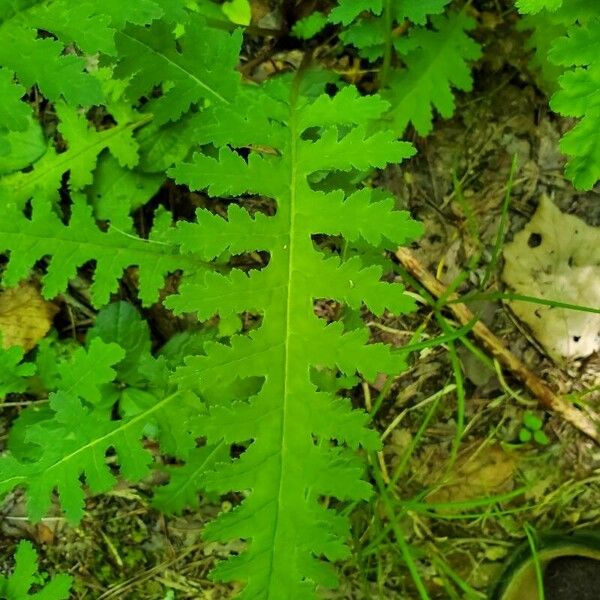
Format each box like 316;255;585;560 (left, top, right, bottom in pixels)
426;442;516;506
0;283;58;351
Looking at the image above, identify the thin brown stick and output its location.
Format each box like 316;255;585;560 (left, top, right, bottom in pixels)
395;247;600;444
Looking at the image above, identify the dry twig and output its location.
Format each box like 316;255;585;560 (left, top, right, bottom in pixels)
395;247;600;444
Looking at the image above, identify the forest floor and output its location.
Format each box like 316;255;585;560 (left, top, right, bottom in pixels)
1;0;599;599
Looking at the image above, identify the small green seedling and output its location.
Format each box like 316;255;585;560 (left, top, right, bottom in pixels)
519;412;550;445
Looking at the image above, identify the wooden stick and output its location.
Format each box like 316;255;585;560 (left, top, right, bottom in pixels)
395;247;600;444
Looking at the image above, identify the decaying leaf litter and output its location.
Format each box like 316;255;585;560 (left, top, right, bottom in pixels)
1;0;599;598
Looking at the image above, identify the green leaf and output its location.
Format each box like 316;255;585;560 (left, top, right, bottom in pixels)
0;67;31;133
516;0;563;14
136;110;203;173
394;0;451;24
152;443;229;514
0;540;72;599
382;12;482;135
329;0;383;25
0;26;103;107
0;345;36;398
517;3;600;188
167;79;420;597
0;386;199;522
519;428;533;443
548;19;600;66
340;17;388;59
517;12;568;94
7;338;124;458
522;412;543;431
292;12;328;39
0;197;204;307
157;330;215;369
88;154;163;229
533;429;550;445
56;338;125;405
88;302;153;385
0;115;47;176
551;65;600;189
222;0;251;26
114;14;242;124
0;103;149;210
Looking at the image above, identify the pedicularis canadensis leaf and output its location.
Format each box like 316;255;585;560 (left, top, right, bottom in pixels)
516;0;600;189
165;79;423;597
0;1;424;597
0;540;72;599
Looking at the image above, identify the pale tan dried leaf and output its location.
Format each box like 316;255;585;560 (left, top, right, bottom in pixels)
503;197;600;360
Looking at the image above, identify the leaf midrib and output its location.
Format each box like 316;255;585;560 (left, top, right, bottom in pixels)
118;30;230;106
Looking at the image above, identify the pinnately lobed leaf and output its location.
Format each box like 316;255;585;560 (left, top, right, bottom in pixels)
384;11;482;136
516;0;600;189
114;13;242;124
549;18;600;189
166;79;423;597
0;337;200;523
309;2;480;134
0;196;207;307
0;540;72;599
517;0;563;14
0;103;149;210
0;4;425;597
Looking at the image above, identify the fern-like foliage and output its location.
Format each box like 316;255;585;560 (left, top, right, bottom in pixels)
0;4;244;233
0;0;182;152
293;1;481;136
0;103;148;209
0;335;202;522
0;540;71;599
0;196;206;306
517;0;600;189
0;345;36;397
163;79;423;597
383;12;481;135
114;13;242;124
0;3;426;597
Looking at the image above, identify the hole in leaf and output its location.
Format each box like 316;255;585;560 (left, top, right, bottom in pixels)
301;126;321;141
230;250;270;271
528;232;542;248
